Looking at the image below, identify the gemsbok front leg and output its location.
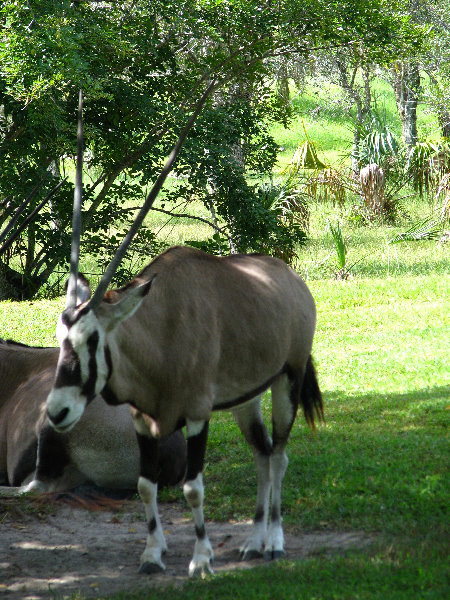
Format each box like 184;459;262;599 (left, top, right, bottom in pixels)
232;398;273;560
132;410;168;574
184;419;214;577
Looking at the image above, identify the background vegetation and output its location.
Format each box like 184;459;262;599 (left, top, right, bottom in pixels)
1;0;435;298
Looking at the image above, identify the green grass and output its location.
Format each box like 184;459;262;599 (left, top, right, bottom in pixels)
1;271;448;599
0;297;64;345
104;552;447;600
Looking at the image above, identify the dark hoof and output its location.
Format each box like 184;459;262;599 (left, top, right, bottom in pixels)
139;561;165;575
240;549;263;561
264;549;286;561
189;561;214;578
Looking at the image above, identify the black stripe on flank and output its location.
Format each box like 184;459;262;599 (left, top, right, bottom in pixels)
81;331;99;400
213;367;287;411
54;339;81;388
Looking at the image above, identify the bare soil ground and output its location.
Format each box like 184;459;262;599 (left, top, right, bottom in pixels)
0;493;372;600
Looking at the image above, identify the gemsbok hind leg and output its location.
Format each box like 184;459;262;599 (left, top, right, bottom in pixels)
184;419;214;577
132;410;167;574
232;398;273;560
265;370;301;560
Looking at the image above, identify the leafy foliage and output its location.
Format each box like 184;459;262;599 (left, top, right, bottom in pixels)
0;0;424;297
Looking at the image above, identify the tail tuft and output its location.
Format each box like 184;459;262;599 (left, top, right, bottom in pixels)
300;355;324;430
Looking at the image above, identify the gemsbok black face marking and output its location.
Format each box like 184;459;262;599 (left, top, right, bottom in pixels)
47;306;107;432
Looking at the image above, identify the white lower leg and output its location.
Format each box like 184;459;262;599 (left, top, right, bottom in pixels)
183;473;214;577
241;452;271;558
265;452;288;558
138;476;167;572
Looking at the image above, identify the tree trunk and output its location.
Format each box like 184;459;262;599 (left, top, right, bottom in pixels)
351;129;361;177
336;60;372;178
438;108;450;138
392;61;420;147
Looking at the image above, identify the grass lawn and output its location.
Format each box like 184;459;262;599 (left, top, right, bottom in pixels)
1;269;448;599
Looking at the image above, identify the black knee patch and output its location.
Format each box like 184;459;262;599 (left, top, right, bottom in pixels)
254;505;265;523
148;517;157;534
250;420;272;456
34;426;70;482
195;524;206;540
136;433;160;484
185;422;209;482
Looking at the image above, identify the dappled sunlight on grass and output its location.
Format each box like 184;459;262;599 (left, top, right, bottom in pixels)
0;298;64;345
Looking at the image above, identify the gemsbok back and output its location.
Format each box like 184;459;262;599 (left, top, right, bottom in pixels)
0;338;186;492
46;90;324;577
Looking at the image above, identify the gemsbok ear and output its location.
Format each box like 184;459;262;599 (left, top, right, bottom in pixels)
64;273;92;305
96;278;153;332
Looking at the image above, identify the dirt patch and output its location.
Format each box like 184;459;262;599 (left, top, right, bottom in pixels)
1;495;372;599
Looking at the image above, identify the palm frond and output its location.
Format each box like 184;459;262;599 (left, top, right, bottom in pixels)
327;220;347;269
282;120;328;178
388;216;443;244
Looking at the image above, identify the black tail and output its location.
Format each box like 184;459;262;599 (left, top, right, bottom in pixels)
300;355;324;430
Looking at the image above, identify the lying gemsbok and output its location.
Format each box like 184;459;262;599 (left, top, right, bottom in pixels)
46;245;324;576
0;338;186;492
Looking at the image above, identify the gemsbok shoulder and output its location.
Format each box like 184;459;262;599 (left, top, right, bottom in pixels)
0;338;186;492
46;245;324;576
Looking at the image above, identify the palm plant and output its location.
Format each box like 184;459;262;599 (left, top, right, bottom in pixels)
326;220;363;280
359;117;400;169
406;139;450;198
282;123;348;207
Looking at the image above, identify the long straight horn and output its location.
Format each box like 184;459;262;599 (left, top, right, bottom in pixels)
66;89;84;308
88;79;217;310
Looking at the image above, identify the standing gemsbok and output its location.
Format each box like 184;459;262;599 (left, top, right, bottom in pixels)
46;91;323;577
46;246;323;576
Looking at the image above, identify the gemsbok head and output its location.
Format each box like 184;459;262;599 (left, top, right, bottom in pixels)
46;91;324;577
